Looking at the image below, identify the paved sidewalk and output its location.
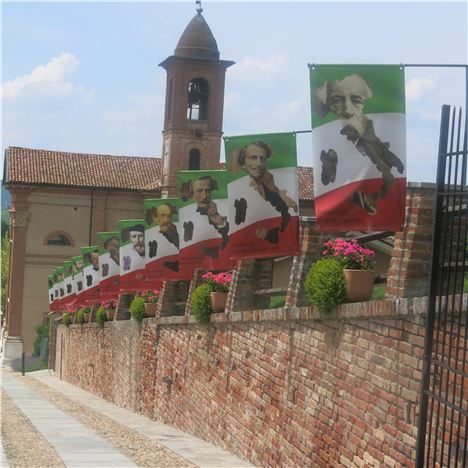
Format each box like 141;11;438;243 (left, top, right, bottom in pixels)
27;370;253;468
2;371;135;467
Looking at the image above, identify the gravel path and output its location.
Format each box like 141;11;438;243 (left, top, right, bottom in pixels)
12;373;193;468
1;389;65;468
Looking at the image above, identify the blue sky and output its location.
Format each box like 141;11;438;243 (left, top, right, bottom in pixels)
2;1;467;182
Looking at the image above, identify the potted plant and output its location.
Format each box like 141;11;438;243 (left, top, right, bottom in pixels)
191;283;213;325
305;257;346;314
82;306;92;322
62;311;72;328
322;238;376;302
202;271;232;312
76;308;85;325
129;295;146;323
102;300;117;321
141;290;160;317
96;305;107;328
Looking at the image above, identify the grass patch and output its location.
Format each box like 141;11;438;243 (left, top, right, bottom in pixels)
269;295;286;308
370;284;386;301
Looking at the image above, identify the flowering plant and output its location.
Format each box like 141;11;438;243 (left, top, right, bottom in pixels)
322;238;375;271
102;300;117;311
65;304;79;315
202;271;232;293
137;290;160;304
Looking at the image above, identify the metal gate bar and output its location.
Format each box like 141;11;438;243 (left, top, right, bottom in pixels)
416;104;468;467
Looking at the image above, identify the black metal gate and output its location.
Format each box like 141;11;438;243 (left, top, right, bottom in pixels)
416;105;468;467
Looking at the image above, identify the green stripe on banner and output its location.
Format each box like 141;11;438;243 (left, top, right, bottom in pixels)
310;65;405;128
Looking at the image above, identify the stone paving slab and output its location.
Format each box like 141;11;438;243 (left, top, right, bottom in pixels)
1;439;9;468
28;370;254;468
1;371;136;467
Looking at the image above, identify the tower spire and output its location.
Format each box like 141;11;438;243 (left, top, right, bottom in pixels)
195;0;203;15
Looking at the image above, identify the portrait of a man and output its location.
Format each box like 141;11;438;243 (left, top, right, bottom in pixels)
146;203;179;249
123;224;145;258
315;74;405;214
237;141;298;234
103;235;120;265
181;175;229;250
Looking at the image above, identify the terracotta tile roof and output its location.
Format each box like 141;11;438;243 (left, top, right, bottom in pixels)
4;147;313;199
4;147;161;192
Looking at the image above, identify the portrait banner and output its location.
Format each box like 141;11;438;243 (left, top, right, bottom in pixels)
48;274;56;311
178;170;235;272
71;255;84;307
96;231;120;301
224;132;299;259
63;260;76;307
119;219;146;292
310;64;406;231
80;246;100;305
55;267;65;310
144;198;190;284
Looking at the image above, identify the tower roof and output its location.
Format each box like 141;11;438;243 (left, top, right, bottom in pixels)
174;13;220;61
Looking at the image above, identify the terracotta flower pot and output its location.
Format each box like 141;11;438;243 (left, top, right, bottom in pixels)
106;309;115;321
210;292;228;313
343;269;374;302
84;312;90;322
144;302;158;317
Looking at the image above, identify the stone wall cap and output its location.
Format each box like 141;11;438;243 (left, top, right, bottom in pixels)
407;182;436;189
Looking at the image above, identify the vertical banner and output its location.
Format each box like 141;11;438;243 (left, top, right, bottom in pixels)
56;267;65;310
71;255;84;306
144;198;190;283
224;132;299;259
96;231;120;301
178;170;235;272
52;269;60;308
310;64;406;231
80;246;100;304
119;220;146;292
63;260;76;307
48;274;55;311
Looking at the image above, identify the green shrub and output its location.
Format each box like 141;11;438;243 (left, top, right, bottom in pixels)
130;296;146;322
62;313;72;328
269;295;286;309
371;284;386;301
33;323;50;356
76;309;85;325
96;306;107;328
191;283;213;325
305;257;346;314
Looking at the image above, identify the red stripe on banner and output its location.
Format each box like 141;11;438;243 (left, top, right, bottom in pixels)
120;269;146;293
99;276;120;301
230;215;299;259
315;178;406;232
180;238;236;272
145;254;192;282
81;285;101;305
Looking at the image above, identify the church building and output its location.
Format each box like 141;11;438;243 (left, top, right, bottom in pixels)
3;9;314;358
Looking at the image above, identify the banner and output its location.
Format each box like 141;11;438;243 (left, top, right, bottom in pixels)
71;255;84;306
96;231;120;301
55;267;65;310
63;260;76;307
80;246;100;304
178;170;235;271
48;274;55;311
119;220;146;292
144;198;191;283
310;65;406;231
224;132;299;259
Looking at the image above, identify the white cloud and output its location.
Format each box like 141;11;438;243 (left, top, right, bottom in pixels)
406;78;435;101
230;54;287;78
2;52;81;100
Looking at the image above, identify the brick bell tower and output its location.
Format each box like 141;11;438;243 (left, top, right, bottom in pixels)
159;4;234;197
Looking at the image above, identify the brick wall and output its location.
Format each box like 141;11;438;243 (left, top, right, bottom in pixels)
56;297;429;466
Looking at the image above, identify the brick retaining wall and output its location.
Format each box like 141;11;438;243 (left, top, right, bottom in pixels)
56;297;429;466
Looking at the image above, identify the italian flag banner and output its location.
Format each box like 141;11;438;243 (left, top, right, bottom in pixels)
54;267;65;310
224;132;299;259
71;255;84;306
144;198;191;283
119;220;146;292
310;65;406;231
48;274;55;311
178;170;235;272
62;260;76;307
96;232;120;301
80;246;100;305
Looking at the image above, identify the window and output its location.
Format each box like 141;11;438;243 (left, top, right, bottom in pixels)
189;149;201;170
187;78;209;120
44;232;73;246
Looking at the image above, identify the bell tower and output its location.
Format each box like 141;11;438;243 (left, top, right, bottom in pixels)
159;5;234;197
